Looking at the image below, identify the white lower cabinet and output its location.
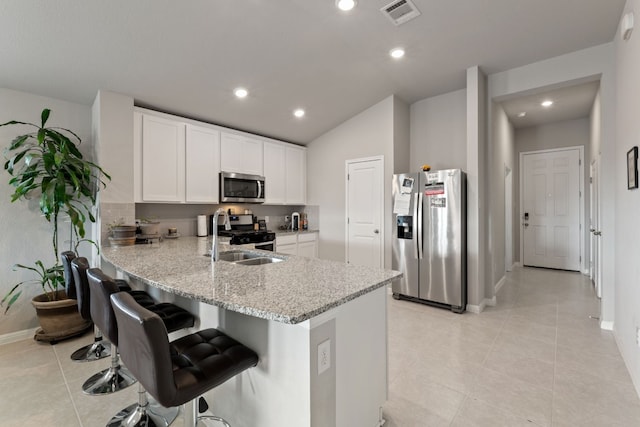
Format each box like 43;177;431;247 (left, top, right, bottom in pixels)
276;232;318;258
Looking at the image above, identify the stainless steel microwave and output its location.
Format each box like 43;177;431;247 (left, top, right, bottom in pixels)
220;172;265;203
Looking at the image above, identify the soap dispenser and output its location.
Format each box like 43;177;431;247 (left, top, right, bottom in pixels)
291;212;300;231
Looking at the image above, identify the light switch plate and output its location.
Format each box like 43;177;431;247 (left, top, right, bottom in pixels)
317;339;331;375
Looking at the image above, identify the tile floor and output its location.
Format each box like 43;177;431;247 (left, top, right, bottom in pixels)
0;266;639;426
383;266;640;426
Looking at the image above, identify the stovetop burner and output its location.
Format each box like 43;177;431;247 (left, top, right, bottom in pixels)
218;229;275;245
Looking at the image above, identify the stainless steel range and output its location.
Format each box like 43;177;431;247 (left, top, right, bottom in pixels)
209;213;275;250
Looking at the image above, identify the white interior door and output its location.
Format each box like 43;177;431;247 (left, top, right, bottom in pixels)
590;156;602;297
346;157;383;268
521;148;581;271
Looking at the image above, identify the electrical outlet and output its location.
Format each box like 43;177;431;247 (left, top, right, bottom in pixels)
285;215;290;222
317;339;331;375
265;216;269;223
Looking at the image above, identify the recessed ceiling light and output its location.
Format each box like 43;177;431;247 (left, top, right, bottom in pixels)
517;112;526;118
541;100;553;107
234;87;248;99
390;48;405;59
293;109;305;118
336;0;357;11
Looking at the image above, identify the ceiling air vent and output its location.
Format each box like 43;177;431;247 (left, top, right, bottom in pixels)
380;0;421;26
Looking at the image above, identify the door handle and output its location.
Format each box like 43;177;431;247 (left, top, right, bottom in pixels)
373;229;379;234
523;223;529;227
594;231;602;236
590;228;596;233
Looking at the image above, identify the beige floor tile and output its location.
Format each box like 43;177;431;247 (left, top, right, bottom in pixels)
383;391;452;427
555;343;631;384
491;329;557;364
1;388;81;427
390;367;466;422
501;314;557;345
451;396;547;426
469;366;553;426
68;375;139;427
482;345;555;390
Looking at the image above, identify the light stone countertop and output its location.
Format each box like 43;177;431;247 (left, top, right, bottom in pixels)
102;236;401;324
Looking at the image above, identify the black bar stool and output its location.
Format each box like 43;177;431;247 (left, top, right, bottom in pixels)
111;291;259;427
63;251;131;362
88;268;196;427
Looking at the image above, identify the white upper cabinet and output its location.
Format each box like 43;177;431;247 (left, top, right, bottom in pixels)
285;145;306;205
263;142;286;204
134;108;304;205
220;133;264;176
186;125;220;203
141;114;186;202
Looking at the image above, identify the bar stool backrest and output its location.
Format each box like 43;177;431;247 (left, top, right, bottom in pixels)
87;268;122;345
70;257;92;320
111;292;176;406
61;251;77;299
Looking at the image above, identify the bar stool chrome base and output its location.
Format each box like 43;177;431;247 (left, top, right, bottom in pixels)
184;398;230;427
107;384;178;427
70;335;111;362
82;343;136;395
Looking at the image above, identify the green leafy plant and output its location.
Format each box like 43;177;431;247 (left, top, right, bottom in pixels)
1;108;110;312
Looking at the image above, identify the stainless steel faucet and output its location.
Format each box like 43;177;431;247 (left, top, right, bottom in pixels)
211;208;231;262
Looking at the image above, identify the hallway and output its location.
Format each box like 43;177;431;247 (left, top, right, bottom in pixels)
384;266;640;426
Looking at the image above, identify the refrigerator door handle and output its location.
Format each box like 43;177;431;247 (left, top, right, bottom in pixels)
413;192;419;259
417;191;424;259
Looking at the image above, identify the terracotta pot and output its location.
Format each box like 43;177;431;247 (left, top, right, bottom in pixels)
31;290;91;343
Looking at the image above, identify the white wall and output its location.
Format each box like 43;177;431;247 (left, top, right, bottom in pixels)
409;89;467;172
488;43;616;326
513;118;591;268
0;88;92;336
307;96;396;268
614;0;640;397
490;102;515;289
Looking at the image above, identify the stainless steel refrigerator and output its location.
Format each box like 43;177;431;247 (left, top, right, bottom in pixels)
391;169;467;313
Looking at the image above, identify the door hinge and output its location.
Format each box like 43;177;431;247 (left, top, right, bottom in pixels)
347;174;350;180
579;159;582;166
590;177;593;184
347;217;350;224
580;255;582;263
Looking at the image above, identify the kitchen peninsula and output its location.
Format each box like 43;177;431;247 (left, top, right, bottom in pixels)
101;236;401;427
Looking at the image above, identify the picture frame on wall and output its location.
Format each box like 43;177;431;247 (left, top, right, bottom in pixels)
628;146;638;190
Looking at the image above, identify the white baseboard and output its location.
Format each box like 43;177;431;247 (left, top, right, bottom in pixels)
513;262;522;267
495;276;506;294
0;327;38;346
467;296;496;313
600;320;614;331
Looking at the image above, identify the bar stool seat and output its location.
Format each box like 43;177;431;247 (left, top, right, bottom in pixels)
111;292;258;427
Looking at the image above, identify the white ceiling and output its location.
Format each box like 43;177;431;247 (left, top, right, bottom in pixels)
501;80;600;129
0;1;625;144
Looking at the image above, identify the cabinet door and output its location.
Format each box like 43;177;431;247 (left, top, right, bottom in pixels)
141;115;185;202
285;146;306;204
186;125;220;203
220;133;264;176
297;241;317;258
277;243;298;256
263;142;286;204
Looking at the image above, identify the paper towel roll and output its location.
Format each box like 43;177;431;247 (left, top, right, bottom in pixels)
197;215;208;237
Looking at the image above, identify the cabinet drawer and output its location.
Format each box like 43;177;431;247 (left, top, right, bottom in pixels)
297;232;317;243
276;234;297;245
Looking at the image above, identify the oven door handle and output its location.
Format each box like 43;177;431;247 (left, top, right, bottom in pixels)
257;180;263;199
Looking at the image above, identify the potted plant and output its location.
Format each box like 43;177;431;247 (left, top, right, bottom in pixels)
0;108;110;342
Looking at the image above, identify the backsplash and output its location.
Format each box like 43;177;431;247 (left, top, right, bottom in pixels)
135;203;319;236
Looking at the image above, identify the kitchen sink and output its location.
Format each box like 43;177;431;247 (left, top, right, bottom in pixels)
234;257;283;266
208;250;285;266
216;251;260;262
